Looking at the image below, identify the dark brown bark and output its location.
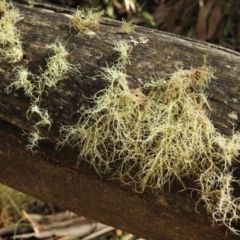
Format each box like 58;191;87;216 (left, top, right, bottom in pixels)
1;1;240;239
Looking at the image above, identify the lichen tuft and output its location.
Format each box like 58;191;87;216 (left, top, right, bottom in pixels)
58;42;240;235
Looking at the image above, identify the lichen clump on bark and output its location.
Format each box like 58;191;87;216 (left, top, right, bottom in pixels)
6;41;80;150
0;0;23;63
58;41;240;235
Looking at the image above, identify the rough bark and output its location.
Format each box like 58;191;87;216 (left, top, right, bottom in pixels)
1;1;240;239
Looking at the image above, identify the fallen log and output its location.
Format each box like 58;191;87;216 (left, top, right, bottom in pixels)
1;1;240;239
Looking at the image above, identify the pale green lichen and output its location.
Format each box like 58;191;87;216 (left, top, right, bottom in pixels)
25;129;45;151
26;104;52;130
5;66;35;99
121;19;135;34
6;40;79;150
70;7;104;34
113;40;132;67
0;0;23;63
58;42;240;235
36;41;80;98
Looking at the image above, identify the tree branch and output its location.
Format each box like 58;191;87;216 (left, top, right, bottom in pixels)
1;1;240;239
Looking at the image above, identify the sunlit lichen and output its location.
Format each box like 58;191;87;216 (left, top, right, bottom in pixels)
70;7;104;34
121;19;135;34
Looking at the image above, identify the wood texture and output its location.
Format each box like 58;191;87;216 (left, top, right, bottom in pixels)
1;2;240;239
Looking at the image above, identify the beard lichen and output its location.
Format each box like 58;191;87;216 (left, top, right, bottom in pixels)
121;19;135;34
6;40;80;150
70;7;104;34
0;0;23;63
58;41;240;235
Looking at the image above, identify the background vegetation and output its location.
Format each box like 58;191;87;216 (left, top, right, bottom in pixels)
48;0;240;51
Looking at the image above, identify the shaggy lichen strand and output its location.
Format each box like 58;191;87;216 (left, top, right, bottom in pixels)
59;64;218;184
199;169;240;235
0;0;23;63
59;60;240;234
71;7;104;34
58;79;142;172
114;67;216;190
36;41;80;98
6;40;79;150
113;41;133;67
121;19;135;34
5;66;36;99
